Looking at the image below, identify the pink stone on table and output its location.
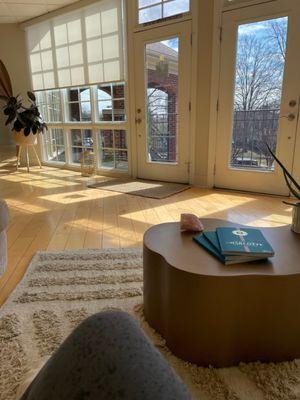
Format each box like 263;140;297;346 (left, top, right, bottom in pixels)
180;213;204;232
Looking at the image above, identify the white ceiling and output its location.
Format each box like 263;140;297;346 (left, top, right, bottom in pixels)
0;0;76;23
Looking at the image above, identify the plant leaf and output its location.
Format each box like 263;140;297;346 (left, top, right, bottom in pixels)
283;171;300;200
5;113;15;125
267;144;300;192
27;91;36;102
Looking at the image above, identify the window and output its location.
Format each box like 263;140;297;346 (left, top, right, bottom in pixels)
27;0;127;172
36;83;128;171
66;87;91;122
35;90;62;122
26;0;124;90
97;83;125;122
138;0;190;24
230;17;288;171
43;128;65;162
70;129;93;164
99;129;128;170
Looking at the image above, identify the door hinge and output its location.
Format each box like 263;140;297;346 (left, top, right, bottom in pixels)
189;101;191;112
219;27;223;42
213;164;216;175
216;99;219;112
190;33;193;45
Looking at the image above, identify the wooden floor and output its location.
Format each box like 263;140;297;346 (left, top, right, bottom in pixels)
0;145;292;306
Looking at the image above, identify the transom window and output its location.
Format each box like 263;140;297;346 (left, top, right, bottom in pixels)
138;0;190;24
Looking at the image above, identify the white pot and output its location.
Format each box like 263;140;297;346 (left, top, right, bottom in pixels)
291;205;300;234
13;130;37;146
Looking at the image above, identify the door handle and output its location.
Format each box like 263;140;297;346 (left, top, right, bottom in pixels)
280;113;296;121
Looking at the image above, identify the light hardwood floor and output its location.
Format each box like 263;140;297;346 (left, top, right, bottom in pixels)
0;146;293;306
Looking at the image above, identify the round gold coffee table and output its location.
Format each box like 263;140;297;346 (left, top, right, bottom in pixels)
143;219;300;367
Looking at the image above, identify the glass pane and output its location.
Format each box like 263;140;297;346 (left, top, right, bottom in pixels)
138;0;190;24
68;88;79;102
145;38;179;163
48;104;62;122
55;129;64;146
98;100;112;121
163;0;189;18
113;99;125;121
71;147;83;164
71;129;82;146
139;0;159;7
68;102;80;121
113;83;125;98
114;130;127;149
82;129;93;147
115;150;128;170
44;128;65;163
100;149;114;168
100;130;113;148
79;87;90;101
56;146;66;162
98;85;112;99
230;17;288;171
81;102;91;121
139;5;162;23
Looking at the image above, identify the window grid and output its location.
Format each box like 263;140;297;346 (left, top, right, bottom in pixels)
138;0;190;25
35;90;62;122
99;129;128;170
65;87;92;122
37;83;128;172
97;83;126;122
26;0;124;91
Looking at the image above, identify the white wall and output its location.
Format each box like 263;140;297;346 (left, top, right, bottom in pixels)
0;24;30;145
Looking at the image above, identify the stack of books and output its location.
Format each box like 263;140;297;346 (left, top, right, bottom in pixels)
193;227;275;265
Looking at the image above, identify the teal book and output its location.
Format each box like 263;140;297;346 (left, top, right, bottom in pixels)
216;227;274;257
203;231;267;262
193;234;227;264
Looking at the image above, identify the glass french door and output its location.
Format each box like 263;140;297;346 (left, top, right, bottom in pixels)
134;21;191;183
215;0;300;195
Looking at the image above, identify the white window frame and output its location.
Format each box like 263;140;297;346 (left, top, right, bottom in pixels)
134;0;192;31
39;80;129;173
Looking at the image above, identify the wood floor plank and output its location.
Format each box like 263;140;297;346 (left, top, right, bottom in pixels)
0;148;292;306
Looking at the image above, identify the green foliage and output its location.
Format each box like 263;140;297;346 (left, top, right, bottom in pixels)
0;92;47;136
267;144;300;206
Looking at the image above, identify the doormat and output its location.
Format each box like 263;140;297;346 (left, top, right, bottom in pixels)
87;178;190;199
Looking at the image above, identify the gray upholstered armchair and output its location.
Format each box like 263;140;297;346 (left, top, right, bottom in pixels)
0;199;9;276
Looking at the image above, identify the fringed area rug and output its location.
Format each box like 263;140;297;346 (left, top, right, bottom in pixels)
1;249;300;400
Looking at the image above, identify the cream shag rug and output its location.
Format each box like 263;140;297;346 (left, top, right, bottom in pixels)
1;249;300;400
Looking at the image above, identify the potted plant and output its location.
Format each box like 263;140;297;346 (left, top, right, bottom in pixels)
0;60;47;146
267;145;300;233
0;92;47;145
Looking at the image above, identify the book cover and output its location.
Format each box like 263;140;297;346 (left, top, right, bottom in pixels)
193;234;267;265
203;231;266;261
216;227;274;257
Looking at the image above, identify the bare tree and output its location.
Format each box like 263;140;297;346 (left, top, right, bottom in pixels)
231;18;288;168
266;19;287;61
234;34;284;111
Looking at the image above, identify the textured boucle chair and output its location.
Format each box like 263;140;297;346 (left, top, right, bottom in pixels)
20;311;191;400
0;199;9;276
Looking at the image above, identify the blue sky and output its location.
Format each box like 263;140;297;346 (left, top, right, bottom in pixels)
238;16;287;39
161;38;178;52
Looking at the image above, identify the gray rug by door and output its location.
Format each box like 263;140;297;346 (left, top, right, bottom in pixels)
1;248;300;400
87;178;190;199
